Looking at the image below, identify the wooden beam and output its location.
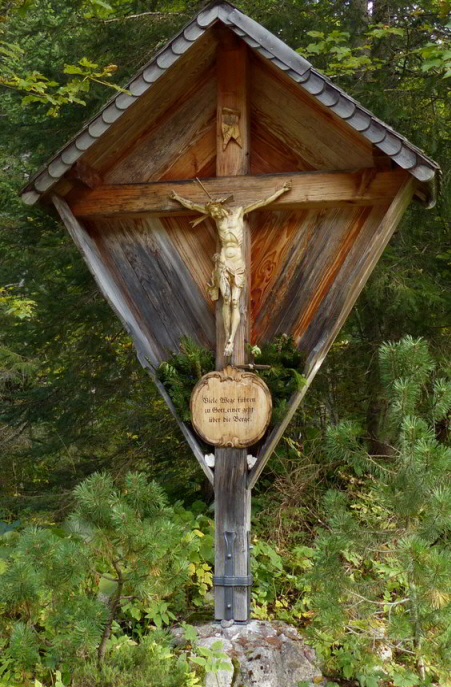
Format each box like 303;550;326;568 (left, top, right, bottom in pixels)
67;160;103;189
216;30;250;177
52;195;214;486
69;169;406;219
214;37;251;624
247;175;416;490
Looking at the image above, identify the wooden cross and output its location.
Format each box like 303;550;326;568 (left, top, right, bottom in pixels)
51;32;416;623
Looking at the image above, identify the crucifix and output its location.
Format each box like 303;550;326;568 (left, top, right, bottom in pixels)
170;181;291;358
43;10;429;626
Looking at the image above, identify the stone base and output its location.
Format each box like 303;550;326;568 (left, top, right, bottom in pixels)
172;620;325;687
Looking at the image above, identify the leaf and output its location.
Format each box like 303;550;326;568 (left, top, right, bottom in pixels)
197;646;212;657
90;0;113;9
79;57;99;69
391;669;423;686
98;576;118;597
190;656;206;667
210;640;224;651
182;623;197;643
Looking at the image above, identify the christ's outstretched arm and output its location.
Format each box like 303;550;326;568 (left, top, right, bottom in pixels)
243;181;292;215
170;191;206;215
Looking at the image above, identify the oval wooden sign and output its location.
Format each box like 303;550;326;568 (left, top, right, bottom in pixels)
190;365;272;448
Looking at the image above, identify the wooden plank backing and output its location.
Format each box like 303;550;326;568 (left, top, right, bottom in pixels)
105;74;217;184
253;205;365;343
248;175;416;489
158;123;217;181
91;216;216;357
52;195;213;485
70;169;405;219
250;54;374;171
250;118;314;174
159;214;217;309
249;209;310;328
83;31;218;177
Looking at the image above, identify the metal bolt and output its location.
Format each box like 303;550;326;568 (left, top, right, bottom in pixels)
227;604;232;609
227;553;232;559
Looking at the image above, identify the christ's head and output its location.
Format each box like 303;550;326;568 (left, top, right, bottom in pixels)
206;202;230;220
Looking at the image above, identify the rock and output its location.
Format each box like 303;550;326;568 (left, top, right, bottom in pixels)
171;620;325;687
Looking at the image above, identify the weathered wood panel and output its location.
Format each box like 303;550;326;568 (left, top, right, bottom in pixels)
160;215;216;309
105;74;217;184
82;31;218;177
52;196;213;485
214;448;250;621
159;123;216;181
91;217;216;356
251;55;374;171
253;206;364;342
250;209;310;326
250;118;314;175
299;176;415;353
71;169;405;219
216;35;250;177
248;175;416;490
253;50;378;168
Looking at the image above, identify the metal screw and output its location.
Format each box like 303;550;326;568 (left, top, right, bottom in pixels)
227;604;232;609
227;553;232;559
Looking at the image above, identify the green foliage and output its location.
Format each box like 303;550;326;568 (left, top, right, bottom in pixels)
303;338;451;683
0;472;196;684
189;639;231;675
73;634;199;687
157;334;306;427
157;337;215;422
253;335;307;424
0;1;124;116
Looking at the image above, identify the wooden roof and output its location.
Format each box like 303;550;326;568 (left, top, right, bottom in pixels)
21;1;440;208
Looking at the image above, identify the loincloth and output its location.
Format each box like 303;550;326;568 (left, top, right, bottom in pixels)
207;253;245;301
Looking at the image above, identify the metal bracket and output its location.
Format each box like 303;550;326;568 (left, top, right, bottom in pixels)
224;531;235;620
214;531;253;621
213;575;253;586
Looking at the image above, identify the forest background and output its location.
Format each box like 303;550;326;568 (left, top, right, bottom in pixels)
0;0;450;686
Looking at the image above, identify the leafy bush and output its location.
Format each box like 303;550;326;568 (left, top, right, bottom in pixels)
0;472;201;685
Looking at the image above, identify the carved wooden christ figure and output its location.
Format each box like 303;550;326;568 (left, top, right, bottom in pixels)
171;181;291;357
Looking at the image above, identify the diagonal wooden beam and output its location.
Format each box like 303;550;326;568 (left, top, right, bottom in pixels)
52;195;214;486
247;175;416;490
69;169;406;219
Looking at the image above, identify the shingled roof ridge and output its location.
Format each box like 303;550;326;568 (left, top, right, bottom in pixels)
21;0;440;207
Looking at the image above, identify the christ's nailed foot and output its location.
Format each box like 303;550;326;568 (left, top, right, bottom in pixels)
224;340;234;357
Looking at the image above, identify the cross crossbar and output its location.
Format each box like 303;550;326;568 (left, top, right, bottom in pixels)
70;169;406;219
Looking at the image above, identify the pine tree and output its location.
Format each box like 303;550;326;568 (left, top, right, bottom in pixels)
305;337;451;685
0;472;190;683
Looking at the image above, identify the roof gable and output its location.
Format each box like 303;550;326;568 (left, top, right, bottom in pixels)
21;1;439;207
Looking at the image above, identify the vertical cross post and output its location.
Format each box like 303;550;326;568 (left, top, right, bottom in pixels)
214;34;252;623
